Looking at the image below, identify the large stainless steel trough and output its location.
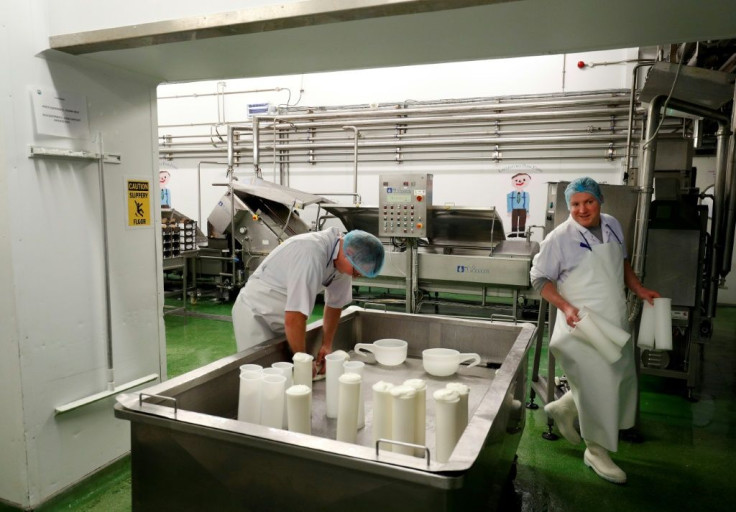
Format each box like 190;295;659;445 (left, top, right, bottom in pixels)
115;307;536;511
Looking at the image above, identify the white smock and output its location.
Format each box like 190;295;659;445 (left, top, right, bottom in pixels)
232;227;352;352
539;216;636;452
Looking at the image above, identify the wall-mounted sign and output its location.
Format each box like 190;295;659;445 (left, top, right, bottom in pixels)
30;87;90;139
127;180;151;227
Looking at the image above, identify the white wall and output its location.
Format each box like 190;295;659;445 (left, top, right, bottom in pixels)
0;2;27;499
1;1;163;508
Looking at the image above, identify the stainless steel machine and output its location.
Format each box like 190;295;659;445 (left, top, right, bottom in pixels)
638;178;709;397
319;173;539;318
115;307;536;511
197;177;326;299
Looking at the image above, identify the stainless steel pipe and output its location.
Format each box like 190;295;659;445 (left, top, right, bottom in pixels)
720;84;736;279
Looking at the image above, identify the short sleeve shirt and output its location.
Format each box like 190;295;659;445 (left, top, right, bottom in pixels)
530;213;627;285
250;227;353;317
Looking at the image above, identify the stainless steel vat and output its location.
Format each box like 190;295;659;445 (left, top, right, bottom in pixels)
115;307;535;511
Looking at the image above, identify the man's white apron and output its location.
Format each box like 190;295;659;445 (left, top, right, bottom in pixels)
549;241;636;451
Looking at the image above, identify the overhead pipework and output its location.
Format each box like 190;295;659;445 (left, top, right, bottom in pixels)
159;90;662;167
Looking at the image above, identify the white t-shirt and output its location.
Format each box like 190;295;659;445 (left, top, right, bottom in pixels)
530;213;627;285
249;227;353;318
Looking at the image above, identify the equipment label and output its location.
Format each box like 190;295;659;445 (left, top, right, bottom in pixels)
127;180;151;227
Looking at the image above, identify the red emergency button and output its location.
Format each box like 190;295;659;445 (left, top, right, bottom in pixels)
416;222;423;229
416;195;423;202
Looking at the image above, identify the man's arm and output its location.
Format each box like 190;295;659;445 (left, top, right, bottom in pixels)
284;310;307;354
316;305;342;372
540;281;580;328
624;259;660;304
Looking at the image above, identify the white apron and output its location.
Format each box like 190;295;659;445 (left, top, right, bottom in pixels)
549;241;636;452
232;278;288;352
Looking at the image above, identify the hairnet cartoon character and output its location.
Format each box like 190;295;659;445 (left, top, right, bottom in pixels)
160;170;171;208
507;172;531;238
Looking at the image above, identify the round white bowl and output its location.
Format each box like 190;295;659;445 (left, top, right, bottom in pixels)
354;338;408;366
422;348;481;377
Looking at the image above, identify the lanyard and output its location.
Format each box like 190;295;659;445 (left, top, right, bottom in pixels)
578;230;593;251
578;223;623;251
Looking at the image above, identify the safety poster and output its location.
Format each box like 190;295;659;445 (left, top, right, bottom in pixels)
127;179;151;227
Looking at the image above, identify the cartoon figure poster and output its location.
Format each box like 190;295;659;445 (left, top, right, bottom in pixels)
506;172;531;238
160;169;172;208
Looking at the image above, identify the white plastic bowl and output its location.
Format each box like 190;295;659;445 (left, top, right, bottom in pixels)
354;338;408;366
422;348;481;377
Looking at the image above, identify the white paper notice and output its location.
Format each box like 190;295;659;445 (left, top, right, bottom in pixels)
31;87;89;139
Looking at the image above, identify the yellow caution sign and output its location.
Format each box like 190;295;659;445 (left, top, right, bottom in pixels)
127;179;151;227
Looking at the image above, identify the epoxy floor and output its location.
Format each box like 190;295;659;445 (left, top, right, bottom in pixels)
16;301;736;512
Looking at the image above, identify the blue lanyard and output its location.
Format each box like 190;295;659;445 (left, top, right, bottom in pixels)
578;231;593;251
605;225;623;244
578;224;622;251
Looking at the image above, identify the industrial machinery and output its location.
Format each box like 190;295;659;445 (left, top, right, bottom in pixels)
161;208;204;312
198;177;326;300
115;307;536;511
639;175;710;397
319;173;539;318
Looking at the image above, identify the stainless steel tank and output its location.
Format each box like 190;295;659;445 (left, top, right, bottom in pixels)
115;307;536;511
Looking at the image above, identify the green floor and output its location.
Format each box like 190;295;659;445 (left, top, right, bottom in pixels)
13;300;736;512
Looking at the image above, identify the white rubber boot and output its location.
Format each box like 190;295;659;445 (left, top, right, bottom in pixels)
544;391;581;444
584;440;627;484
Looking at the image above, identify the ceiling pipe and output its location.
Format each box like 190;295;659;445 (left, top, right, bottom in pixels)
342;126;361;204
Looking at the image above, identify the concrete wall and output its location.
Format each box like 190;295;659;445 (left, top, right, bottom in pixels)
0;1;163;508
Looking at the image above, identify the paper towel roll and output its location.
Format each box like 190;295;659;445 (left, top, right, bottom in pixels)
293;352;314;388
580;306;631;348
638;301;655;348
433;388;460;463
343;360;365;428
445;382;469;439
325;352;349;419
653;297;673;350
271;362;293;429
390;385;417;456
372;381;394;451
336;373;361;443
260;374;286;428
571;312;623;364
237;370;263;424
404;379;427;457
286;384;312;435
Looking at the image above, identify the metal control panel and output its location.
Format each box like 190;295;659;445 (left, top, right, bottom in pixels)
378;173;433;237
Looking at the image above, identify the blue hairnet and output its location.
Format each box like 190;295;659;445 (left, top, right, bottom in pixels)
565;177;604;210
343;230;385;278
